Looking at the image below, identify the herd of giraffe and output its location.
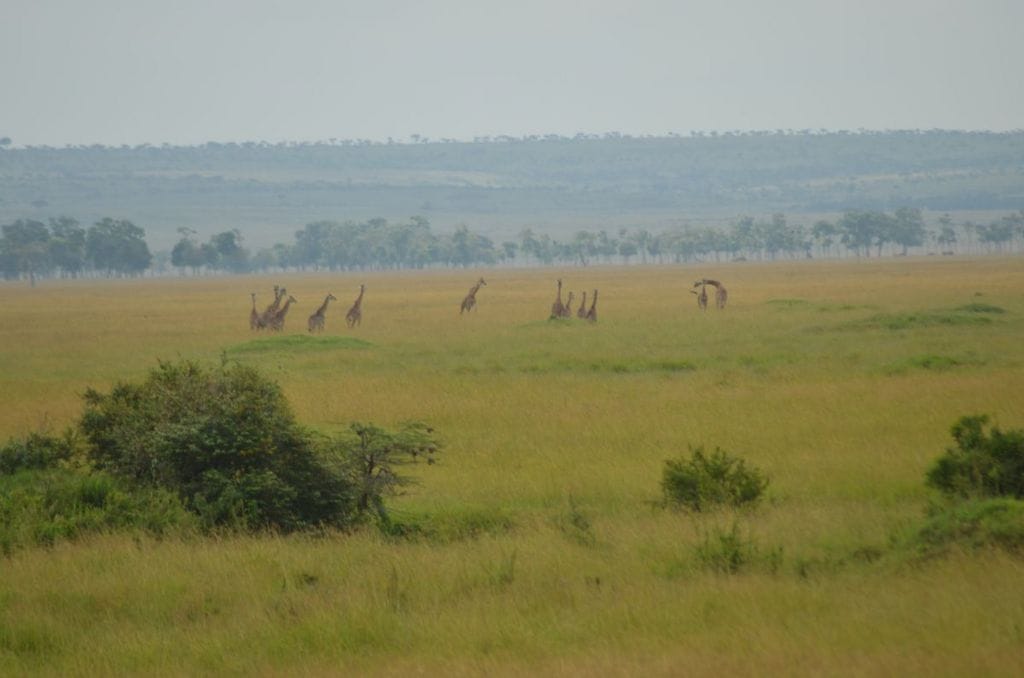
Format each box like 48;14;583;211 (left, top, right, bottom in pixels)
691;278;728;311
248;276;727;331
549;278;598;322
249;284;365;333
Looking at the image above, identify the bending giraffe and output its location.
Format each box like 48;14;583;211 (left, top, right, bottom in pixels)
692;278;726;310
460;277;486;314
549;279;566;319
346;284;365;328
705;279;728;309
308;293;337;333
584;289;598;322
576;291;588;319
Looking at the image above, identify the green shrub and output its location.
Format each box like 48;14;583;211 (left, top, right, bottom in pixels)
915;498;1024;556
0;468;193;552
0;431;78;475
694;522;783;575
661;446;768;511
925;415;1024;500
79;359;356;532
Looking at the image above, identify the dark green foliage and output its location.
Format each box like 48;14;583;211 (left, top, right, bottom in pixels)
926;415;1024;500
79;359;356;531
915;498;1024;556
662;446;769;511
0;468;192;553
0;431;78;475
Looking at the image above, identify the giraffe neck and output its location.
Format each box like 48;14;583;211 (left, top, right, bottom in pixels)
315;296;332;316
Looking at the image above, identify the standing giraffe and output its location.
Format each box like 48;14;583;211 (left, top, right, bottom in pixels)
576;291;588;319
249;293;261;330
584;289;598;322
561;291;574;319
691;279;708;311
460;277;486;314
259;285;286;327
268;295;297;332
346;284;365;328
307;293;337;333
549;279;566;319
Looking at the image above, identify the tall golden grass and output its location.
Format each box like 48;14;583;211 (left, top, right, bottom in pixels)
2;257;1023;676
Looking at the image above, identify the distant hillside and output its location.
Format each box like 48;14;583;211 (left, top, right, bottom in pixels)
1;130;1022;249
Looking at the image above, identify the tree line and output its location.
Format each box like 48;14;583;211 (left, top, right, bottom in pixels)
3;209;1022;283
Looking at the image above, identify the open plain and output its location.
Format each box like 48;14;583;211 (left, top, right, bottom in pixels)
2;257;1023;676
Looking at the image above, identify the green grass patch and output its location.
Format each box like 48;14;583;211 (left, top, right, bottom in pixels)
846;308;999;331
885;353;986;374
519;358;696;375
913;499;1024;557
226;334;373;355
955;302;1006;314
766;298;812;309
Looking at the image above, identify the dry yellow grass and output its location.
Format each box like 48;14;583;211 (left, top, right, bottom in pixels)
2;256;1023;675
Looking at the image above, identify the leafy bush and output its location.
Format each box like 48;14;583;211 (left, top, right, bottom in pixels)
662;446;768;511
925;415;1024;500
914;498;1024;556
79;359;356;532
1;468;193;553
0;431;78;475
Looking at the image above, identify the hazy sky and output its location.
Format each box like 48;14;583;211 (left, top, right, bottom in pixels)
3;0;1022;147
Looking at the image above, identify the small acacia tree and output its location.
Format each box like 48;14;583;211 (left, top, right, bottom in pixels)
324;422;439;526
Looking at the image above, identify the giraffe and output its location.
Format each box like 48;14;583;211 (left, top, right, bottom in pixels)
307;293;337;333
705;279;728;309
268;295;297;332
460;277;486;314
576;291;588;319
693;280;708;311
561;291;574;319
549;279;566;319
584;289;598;322
346;284;365;328
259;285;286;327
249;292;261;330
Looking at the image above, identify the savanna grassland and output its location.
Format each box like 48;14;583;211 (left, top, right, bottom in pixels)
2;257;1023;676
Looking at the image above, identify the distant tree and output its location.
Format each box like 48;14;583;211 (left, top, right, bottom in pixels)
570;230;596;266
86;218;152;276
0;218;51;285
812;219;839;258
891;207;927;255
838;210;884;257
48;217;87;278
210;229;249;272
935;213;957;252
171;228;204;274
